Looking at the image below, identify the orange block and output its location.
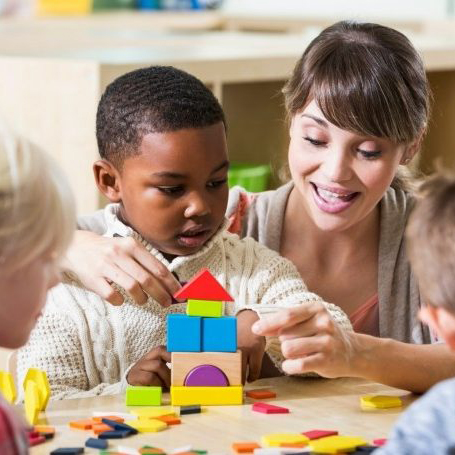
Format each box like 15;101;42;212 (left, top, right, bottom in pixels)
34;425;55;434
69;419;94;430
246;389;276;399
279;443;308;448
93;423;113;434
93;415;124;423
232;442;261;453
139;448;166;454
156;415;181;425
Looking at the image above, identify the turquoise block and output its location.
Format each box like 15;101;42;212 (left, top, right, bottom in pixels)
167;314;201;352
202;316;237;352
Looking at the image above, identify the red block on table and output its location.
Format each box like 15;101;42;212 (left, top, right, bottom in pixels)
173;268;234;301
246;389;276;399
302;430;339;440
252;402;289;414
374;438;387;446
28;434;46;446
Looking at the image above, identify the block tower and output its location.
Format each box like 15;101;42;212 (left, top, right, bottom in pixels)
167;268;243;406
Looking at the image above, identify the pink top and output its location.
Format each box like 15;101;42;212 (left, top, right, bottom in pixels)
350;294;380;336
0;396;28;455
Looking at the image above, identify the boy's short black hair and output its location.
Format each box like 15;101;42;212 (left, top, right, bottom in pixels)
96;65;226;168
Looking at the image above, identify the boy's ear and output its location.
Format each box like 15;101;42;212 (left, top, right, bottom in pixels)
420;306;455;349
93;159;122;203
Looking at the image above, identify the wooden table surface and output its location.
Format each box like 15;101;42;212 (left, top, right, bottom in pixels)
26;376;416;454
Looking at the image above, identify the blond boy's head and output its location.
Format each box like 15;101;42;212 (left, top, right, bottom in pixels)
0;121;76;348
407;173;455;349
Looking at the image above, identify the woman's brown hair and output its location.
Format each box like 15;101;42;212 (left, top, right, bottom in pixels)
282;21;431;190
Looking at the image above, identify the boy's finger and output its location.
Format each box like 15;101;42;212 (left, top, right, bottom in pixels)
140;359;171;388
144;346;172;364
131;244;182;297
251;303;321;336
247;350;263;383
240;350;248;384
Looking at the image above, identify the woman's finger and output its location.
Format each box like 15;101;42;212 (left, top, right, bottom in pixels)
104;263;149;305
281;335;331;359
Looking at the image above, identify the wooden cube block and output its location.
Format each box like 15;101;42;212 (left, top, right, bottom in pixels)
170;385;243;406
202;316;237;352
187;299;223;318
171;351;241;386
167;314;202;352
126;386;162;406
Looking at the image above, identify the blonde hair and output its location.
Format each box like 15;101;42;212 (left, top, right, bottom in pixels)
0;122;76;273
406;173;455;311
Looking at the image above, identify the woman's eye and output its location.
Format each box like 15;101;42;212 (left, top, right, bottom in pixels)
207;178;227;189
157;186;184;195
358;150;382;160
304;137;326;147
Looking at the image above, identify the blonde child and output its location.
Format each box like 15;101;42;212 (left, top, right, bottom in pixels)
376;174;455;454
0;122;75;454
17;66;352;400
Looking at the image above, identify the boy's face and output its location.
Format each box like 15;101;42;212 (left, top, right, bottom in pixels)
100;122;229;257
420;306;455;350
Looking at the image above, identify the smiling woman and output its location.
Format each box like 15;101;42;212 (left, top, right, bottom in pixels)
68;21;454;394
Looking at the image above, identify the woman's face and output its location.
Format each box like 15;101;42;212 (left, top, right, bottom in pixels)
288;100;412;233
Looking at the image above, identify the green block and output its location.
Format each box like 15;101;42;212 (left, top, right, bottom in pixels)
186;299;223;318
126;386;162;406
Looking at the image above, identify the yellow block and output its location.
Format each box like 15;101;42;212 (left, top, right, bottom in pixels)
24;380;40;425
23;368;50;411
360;395;402;409
0;371;16;404
261;433;309;447
310;436;367;454
171;385;243;406
131;407;177;419
125;418;167;433
37;0;92;15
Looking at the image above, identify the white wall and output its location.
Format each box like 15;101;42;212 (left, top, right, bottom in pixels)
0;347;13;371
223;0;451;20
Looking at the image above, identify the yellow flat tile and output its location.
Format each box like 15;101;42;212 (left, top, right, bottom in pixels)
261;433;309;447
360;395;402;409
310;436;367;454
131;407;177;419
125;418;167;433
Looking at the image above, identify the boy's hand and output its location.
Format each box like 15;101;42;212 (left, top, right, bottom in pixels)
63;230;181;307
126;345;172;388
237;310;266;383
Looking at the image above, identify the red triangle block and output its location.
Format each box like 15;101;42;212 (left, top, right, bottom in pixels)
174;268;234;301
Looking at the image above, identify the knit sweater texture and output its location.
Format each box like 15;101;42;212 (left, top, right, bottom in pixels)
18;204;352;400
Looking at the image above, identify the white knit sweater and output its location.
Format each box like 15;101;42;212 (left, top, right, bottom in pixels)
17;204;352;400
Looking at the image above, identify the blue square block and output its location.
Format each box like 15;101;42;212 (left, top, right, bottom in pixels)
202;316;237;352
167;314;202;352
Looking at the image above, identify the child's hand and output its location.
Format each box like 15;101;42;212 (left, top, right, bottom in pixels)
126;345;172;388
237;310;266;383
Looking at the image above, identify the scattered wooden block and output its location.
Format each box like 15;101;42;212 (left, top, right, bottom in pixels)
102;418;139;435
69;418;94;430
126;385;162;406
180;405;201;415
50;449;84;455
252;402;289;414
23;368;51;411
131;407;176;419
171;351;241;387
232;442;261;453
140;447;166;455
86;437;108;449
34;425;55;434
24;380;40;425
92;423;113;435
0;371;16;403
171;385;243;405
302;430;339;440
156;415;181;425
360;395;402;410
246;389;276;400
98;429;132;439
187;299;223;318
373;438;387;446
28;434;46;446
261;433;309;448
93;415;124;423
309;435;367;454
125;418;167;433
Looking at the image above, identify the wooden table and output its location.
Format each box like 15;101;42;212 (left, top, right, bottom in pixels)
27;376;416;454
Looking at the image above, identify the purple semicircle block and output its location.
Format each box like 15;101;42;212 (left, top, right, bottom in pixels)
184;364;229;386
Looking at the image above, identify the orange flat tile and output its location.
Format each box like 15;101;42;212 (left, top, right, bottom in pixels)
69;419;94;430
279;443;308;448
139;448;166;454
93;415;124;423
92;423;113;434
34;425;55;434
156;415;181;425
245;389;276;399
232;442;261;453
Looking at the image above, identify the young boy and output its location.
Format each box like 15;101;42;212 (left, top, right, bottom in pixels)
17;66;351;399
0;122;75;453
375;173;455;454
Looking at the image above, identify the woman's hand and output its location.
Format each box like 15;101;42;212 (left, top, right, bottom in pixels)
63;230;181;306
251;301;355;378
126;345;172;388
